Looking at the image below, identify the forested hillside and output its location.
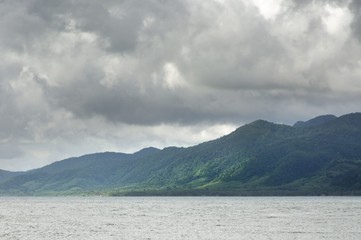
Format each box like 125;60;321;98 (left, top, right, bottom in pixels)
1;113;361;196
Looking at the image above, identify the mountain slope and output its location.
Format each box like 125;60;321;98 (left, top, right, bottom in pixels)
0;148;160;194
1;113;361;196
136;113;361;195
0;170;23;183
293;114;337;128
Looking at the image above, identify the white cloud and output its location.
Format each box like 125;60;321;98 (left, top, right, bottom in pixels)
162;62;187;90
251;0;285;20
322;4;353;35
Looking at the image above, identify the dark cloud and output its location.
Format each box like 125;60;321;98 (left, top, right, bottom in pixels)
349;0;361;41
0;0;187;52
291;0;349;8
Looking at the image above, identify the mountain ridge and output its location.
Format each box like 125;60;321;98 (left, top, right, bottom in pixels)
293;114;337;128
1;112;361;196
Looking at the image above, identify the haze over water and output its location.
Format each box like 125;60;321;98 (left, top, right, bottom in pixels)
1;196;360;239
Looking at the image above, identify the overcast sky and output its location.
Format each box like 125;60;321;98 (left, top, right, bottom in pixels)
1;0;360;170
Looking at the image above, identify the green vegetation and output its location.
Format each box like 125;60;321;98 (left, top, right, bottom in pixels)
1;113;361;196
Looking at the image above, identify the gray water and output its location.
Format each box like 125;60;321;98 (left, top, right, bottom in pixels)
0;197;361;239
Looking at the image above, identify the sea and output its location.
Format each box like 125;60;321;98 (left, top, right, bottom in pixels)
0;196;360;239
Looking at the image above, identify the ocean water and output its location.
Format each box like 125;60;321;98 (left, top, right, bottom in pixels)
0;196;360;239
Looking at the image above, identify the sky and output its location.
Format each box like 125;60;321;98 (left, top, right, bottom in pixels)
1;0;361;171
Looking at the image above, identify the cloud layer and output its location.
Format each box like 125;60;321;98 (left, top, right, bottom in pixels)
1;0;361;170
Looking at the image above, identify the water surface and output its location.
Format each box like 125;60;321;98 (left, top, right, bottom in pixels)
1;196;360;239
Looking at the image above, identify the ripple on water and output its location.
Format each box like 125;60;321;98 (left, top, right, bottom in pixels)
0;197;361;239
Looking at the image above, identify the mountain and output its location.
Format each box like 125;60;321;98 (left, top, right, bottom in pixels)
293;114;337;128
1;113;361;196
0;147;161;195
0;170;23;183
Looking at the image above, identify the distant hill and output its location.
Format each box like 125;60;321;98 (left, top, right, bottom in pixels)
1;113;361;196
293;114;337;128
0;170;23;183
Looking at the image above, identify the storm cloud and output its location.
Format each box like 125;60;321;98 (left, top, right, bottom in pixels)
1;0;361;170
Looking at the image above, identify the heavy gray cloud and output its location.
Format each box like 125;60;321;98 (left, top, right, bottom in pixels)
1;0;361;170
